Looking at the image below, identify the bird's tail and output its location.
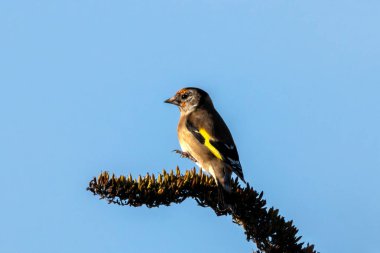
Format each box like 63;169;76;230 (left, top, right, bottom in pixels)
217;167;232;192
212;165;233;209
216;172;232;209
222;174;231;193
217;183;238;212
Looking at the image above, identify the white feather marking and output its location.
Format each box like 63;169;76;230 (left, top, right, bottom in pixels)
225;144;235;149
228;157;240;166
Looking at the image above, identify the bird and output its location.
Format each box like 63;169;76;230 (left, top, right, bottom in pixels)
164;87;245;203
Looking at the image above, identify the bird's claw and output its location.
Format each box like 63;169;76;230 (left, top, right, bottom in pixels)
173;149;198;162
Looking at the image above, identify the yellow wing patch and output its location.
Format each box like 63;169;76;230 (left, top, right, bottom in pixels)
199;128;223;160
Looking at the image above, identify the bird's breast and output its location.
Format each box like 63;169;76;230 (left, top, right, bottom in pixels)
177;118;193;153
177;116;212;165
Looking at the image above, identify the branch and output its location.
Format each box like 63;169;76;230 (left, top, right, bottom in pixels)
87;167;317;253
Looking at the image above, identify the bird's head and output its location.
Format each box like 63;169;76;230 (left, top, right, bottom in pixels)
164;87;213;113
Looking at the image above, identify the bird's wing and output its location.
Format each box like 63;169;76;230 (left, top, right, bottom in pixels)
186;110;245;182
209;138;245;183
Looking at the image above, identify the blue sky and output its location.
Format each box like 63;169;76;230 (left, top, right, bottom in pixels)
1;1;379;252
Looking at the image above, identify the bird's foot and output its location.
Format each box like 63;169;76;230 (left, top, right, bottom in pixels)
173;149;198;163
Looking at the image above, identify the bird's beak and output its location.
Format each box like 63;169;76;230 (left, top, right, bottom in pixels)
164;95;179;105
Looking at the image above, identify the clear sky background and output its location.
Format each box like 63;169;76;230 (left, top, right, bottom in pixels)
1;1;379;253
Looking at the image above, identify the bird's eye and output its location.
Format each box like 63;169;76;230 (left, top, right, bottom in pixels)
181;94;189;100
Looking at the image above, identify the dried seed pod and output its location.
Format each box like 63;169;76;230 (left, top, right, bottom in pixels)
138;175;142;185
157;174;162;184
88;169;317;253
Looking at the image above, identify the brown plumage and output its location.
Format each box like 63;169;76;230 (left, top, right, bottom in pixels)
165;87;245;196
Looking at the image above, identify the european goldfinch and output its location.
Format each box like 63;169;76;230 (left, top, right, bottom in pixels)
165;87;245;195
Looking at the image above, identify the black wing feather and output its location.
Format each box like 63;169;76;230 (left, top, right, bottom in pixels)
186;120;205;144
186;111;245;183
210;140;245;183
